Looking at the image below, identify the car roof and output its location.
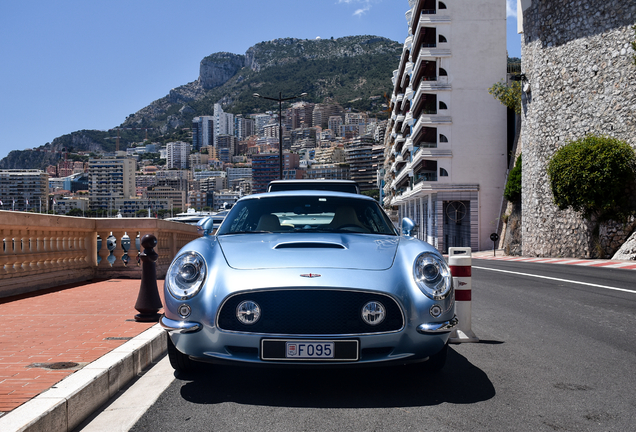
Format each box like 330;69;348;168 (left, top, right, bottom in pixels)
267;180;360;194
238;190;375;202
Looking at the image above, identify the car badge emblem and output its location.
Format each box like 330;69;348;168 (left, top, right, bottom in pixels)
300;273;321;278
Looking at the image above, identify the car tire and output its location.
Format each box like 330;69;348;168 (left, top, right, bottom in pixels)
167;335;198;372
423;342;448;372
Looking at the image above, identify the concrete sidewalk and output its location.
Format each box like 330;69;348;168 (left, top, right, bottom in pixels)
0;279;168;432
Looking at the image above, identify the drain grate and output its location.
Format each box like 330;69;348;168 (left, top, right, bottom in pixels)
28;362;80;370
104;337;133;341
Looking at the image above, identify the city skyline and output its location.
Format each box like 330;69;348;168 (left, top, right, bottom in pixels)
0;0;521;161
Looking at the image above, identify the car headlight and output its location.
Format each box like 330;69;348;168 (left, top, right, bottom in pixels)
167;251;207;300
413;252;452;300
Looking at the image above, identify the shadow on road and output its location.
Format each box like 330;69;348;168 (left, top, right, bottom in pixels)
177;347;495;408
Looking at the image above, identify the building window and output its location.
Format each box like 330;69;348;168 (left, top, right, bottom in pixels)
439;68;448;76
440;134;449;143
438;1;447;9
439;35;447;43
440;168;449;176
439;101;448;110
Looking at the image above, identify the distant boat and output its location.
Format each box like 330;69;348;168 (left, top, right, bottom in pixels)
165;208;228;227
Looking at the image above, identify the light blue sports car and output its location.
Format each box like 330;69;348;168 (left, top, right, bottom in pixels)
160;190;457;372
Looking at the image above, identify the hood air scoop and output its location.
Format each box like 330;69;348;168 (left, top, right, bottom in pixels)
274;242;346;250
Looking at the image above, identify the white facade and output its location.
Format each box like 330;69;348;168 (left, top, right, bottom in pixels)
88;157;136;211
214;104;235;147
384;0;507;252
166;142;191;169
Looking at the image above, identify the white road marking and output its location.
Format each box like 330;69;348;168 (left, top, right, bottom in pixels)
473;266;636;295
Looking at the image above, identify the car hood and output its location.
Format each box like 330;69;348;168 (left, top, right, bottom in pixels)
217;233;399;270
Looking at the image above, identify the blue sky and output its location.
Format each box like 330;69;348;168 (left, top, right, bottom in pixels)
0;0;520;160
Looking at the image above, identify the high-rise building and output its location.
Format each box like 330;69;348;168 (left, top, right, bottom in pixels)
345;135;381;191
313;102;345;129
234;115;255;140
214;104;234;147
166;142;191;169
217;134;237;164
251;153;281;193
0;170;49;212
384;0;507;252
88;156;136;211
288;102;314;130
192;116;214;151
254;114;273;137
328;116;344;137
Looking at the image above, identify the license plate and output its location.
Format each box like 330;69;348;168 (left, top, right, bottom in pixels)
286;341;334;359
261;339;359;361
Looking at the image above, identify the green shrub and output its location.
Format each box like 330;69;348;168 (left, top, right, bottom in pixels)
547;135;636;221
504;154;522;202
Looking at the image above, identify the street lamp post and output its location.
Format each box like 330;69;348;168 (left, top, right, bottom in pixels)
253;92;307;180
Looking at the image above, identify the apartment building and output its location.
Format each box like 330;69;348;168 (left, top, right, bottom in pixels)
384;0;507;252
144;186;186;210
166;142;191;169
88;156;136;211
345;135;384;191
192;116;214;151
0;170;49;212
234;115;255;140
214;104;234;147
115;198;172;217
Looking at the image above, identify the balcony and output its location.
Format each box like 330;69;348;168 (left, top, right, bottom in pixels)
0;211;200;298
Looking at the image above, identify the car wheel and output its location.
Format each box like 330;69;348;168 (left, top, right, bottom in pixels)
422;342;448;372
167;335;198;372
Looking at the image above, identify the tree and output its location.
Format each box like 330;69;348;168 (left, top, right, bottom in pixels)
488;80;521;115
67;208;84;217
504;154;522;202
547;135;636;222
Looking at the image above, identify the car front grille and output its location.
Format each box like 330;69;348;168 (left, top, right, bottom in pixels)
217;289;404;335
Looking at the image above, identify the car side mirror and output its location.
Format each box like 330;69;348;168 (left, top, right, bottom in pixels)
197;216;216;236
401;217;416;237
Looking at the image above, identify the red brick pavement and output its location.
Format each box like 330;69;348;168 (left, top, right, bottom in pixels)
0;279;164;414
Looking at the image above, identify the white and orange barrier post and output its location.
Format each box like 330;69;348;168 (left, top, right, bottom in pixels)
448;247;479;343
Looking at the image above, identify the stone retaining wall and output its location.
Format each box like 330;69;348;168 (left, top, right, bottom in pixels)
520;0;636;258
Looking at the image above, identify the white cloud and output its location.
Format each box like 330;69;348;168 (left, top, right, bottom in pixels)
506;0;517;18
338;0;374;17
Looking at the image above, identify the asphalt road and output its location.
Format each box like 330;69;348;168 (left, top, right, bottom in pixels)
103;260;636;432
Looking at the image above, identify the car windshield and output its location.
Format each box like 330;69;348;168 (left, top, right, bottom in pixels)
217;195;397;236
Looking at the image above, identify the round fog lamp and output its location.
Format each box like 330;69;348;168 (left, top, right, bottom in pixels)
236;300;261;325
178;304;191;318
362;301;386;325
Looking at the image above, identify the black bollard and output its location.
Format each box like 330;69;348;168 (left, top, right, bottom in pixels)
134;234;163;322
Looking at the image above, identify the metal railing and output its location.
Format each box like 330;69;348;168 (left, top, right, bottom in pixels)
0;211;199;298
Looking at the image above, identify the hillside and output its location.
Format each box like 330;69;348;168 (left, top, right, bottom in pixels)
0;35;401;170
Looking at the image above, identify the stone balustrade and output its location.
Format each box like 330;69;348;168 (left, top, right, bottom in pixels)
0;211;199;298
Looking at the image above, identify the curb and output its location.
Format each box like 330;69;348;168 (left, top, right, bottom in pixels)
0;325;167;432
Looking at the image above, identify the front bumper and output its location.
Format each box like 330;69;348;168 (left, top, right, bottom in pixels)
160;315;201;334
417;316;459;334
161;314;458;366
